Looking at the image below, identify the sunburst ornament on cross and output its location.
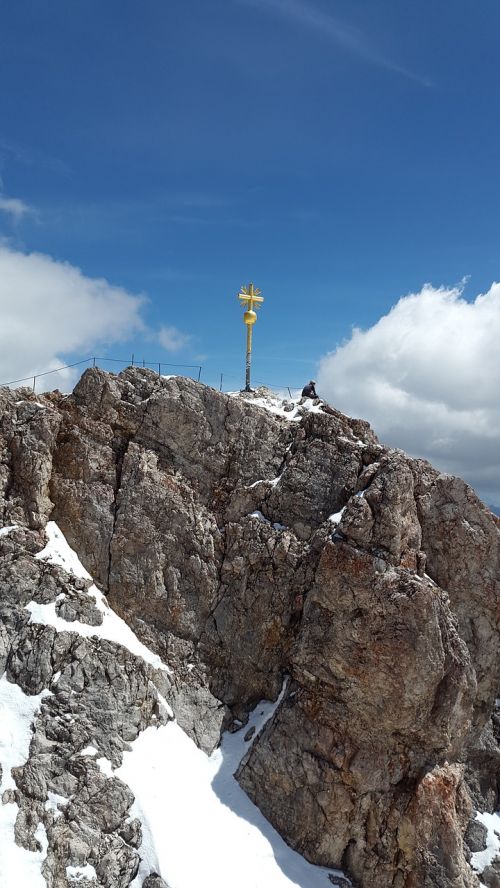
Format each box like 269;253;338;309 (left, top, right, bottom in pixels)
238;282;264;392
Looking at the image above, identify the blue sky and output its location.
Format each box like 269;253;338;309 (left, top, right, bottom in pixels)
1;0;500;501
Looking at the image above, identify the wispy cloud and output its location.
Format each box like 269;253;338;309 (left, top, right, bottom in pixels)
238;0;431;87
0;136;71;176
0;193;34;223
158;325;192;353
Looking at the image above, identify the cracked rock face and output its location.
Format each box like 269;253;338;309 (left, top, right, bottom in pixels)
1;367;500;888
237;542;476;886
0;531;173;888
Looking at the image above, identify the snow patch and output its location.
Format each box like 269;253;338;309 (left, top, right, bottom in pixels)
249;510;271;524
34;822;48;855
229;391;329;423
0;674;51;886
45;791;69;817
96;757;114;778
29;522;169;672
78;745;98;757
117;686;339;888
471;810;500;874
247;471;283;488
0;675;49;793
66;863;97;881
156;690;174;720
243;395;301;420
35;521;92;578
328;507;346;525
0;525;18;537
247;478;264;489
248;511;286;531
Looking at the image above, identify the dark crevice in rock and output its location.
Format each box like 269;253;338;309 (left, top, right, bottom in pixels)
107;434;132;594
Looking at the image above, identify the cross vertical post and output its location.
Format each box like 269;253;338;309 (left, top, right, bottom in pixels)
238;282;264;392
245;323;252;391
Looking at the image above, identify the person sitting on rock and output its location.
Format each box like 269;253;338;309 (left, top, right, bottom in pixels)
301;380;318;399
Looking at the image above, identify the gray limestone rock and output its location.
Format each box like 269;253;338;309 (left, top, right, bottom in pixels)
55;591;103;626
238;540;477;887
414;468;500;728
94;842;140;888
143;875;170;888
0;387;62;529
482;861;500;888
118;817;142;849
464;817;488;855
1;367;498;888
0;530;174;888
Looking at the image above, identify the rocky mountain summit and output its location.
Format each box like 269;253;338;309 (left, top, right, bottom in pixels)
1;367;500;888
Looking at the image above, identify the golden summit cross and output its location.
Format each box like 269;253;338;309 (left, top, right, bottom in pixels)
238;282;264;391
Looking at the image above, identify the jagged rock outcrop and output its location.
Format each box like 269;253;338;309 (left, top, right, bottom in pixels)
237;543;476;886
1;367;500;888
0;526;173;888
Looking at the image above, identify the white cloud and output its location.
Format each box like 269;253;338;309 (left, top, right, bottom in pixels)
0;244;146;391
0;194;33;222
317;282;500;505
238;0;431;86
158;324;192;353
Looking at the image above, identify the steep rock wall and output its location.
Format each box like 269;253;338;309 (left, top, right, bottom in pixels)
1;367;500;888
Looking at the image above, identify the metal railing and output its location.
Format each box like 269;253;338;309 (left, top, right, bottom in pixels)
0;356;203;393
216;372;297;398
0;356;304;400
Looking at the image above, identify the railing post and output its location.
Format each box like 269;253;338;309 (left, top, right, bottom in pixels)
33;375;36;393
287;387;292;398
131;353;134;366
158;363;161;377
93;357;96;368
197;366;202;382
220;373;223;392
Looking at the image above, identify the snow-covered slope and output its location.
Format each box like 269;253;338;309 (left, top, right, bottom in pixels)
1;521;344;888
0;677;50;885
118;692;343;888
